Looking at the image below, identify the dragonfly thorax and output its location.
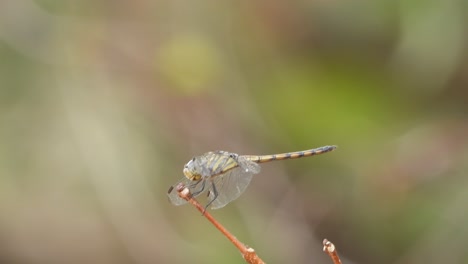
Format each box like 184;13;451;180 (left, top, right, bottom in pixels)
182;151;239;181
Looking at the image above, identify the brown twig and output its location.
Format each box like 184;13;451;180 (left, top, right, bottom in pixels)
323;239;342;264
175;184;266;264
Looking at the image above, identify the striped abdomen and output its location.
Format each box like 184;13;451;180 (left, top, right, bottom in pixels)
243;145;337;163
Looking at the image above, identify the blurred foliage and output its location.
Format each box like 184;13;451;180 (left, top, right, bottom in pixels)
1;0;468;264
157;33;222;94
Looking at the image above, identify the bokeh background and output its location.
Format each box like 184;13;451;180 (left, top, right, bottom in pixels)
1;1;468;263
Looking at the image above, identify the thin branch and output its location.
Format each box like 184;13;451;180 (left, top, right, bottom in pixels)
175;184;266;264
323;239;342;264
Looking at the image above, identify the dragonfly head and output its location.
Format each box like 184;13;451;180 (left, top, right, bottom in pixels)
183;157;202;181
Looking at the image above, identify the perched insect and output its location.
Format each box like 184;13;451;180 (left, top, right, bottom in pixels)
167;145;336;210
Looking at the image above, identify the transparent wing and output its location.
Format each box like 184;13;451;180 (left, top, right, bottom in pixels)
208;160;260;209
167;177;207;206
237;156;261;174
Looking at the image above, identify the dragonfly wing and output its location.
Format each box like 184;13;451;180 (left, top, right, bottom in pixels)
208;165;258;209
167;177;206;206
167;181;189;206
237;156;261;174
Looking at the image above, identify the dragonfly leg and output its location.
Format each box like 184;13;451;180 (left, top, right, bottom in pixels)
190;179;205;197
204;181;218;212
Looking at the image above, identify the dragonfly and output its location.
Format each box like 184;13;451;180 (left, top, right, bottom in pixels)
167;145;336;210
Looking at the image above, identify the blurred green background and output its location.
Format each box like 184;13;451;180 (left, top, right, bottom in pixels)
1;1;468;263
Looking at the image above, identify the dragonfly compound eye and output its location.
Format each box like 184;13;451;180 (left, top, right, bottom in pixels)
183;167;201;181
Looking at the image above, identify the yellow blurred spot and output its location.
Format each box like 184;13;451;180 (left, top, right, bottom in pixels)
157;34;222;94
